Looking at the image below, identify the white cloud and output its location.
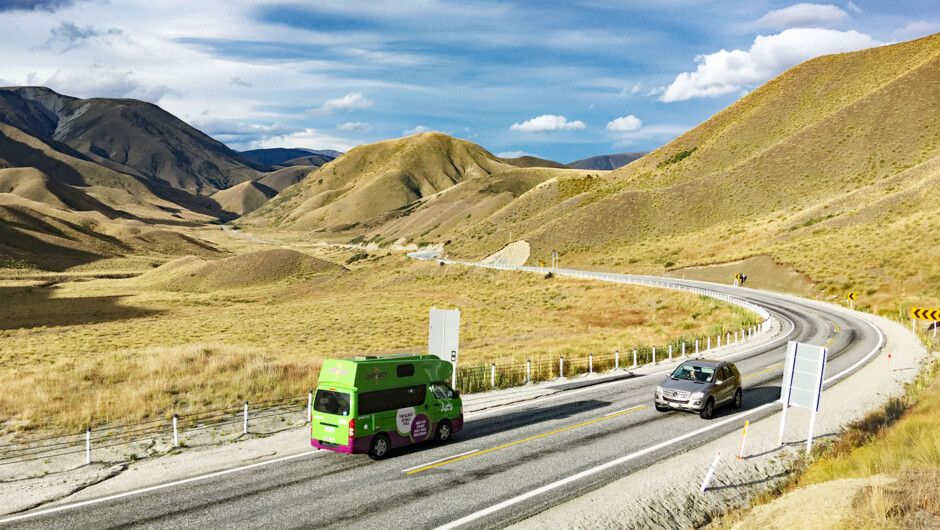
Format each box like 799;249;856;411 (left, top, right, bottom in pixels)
892;20;940;40
755;3;849;29
846;1;861;14
510;114;585;132
619;83;642;97
313;91;374;114
611;124;691;149
496;150;538;158
606;115;642;132
403;125;430;135
660;28;882;102
337;121;370;132
257;128;358;152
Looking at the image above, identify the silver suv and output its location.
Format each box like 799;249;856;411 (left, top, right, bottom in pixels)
654;359;742;419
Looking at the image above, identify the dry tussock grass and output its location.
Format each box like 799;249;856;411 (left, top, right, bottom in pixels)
0;250;755;433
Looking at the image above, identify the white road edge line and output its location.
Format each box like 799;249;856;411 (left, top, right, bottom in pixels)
402;450;480;473
0;450;323;524
436;316;885;530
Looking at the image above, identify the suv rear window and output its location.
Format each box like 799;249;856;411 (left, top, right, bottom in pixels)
314;389;351;416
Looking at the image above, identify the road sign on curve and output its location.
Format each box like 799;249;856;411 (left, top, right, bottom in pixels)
911;307;940;321
847;292;856;301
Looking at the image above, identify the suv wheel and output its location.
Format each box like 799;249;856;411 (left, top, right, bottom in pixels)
700;398;715;420
369;433;390;460
434;420;452;443
733;388;743;410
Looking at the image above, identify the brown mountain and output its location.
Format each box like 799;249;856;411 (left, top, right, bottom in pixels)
0;86;263;195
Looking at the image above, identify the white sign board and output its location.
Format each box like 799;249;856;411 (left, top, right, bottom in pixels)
778;341;827;452
428;308;459;364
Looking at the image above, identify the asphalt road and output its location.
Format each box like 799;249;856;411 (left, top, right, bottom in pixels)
0;270;883;529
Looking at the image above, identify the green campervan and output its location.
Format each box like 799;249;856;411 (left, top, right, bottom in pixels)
311;354;463;459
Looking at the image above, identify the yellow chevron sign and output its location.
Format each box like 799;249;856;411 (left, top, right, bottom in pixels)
735;274;741;280
911;307;940;321
847;292;856;301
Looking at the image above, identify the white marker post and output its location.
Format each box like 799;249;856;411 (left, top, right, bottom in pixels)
737;420;749;459
682;342;686;357
85;427;91;465
526;360;531;383
652;346;656;364
589;354;593;374
632;349;637;367
700;451;721;492
173;414;179;448
491;363;496;388
560;356;564;378
615;350;619;369
243;401;249;435
668;344;672;361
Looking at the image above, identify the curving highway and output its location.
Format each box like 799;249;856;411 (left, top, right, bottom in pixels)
0;257;884;529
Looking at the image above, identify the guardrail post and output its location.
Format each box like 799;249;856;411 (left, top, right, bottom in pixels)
668;344;673;361
717;334;721;348
726;332;730;345
633;349;637;367
173;414;179;447
85;427;91;465
491;363;496;388
682;342;686;357
707;336;711;350
308;390;313;424
526;360;531;382
695;339;699;354
244;401;249;435
615;350;619;369
560;356;564;378
652;346;657;364
735;331;739;343
589;353;593;374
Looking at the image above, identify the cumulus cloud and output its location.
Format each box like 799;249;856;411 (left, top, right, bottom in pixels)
755;3;849;29
606;115;642;132
660;28;882;102
337;121;370;132
846;1;861;14
496;150;538;158
313;91;373;114
510;114;585;132
403;125;430;135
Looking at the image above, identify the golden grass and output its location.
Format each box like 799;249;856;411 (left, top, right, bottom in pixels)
0;248;756;433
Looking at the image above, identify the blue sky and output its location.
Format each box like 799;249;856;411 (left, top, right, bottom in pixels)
0;1;937;162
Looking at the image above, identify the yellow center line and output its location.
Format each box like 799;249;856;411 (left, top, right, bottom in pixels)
406;405;647;475
743;363;784;380
825;320;839;346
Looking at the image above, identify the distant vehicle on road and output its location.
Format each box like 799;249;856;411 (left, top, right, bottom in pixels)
311;354;463;459
654;359;742;419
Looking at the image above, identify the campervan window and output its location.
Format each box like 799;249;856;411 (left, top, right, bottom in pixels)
358;384;426;415
314;389;350;416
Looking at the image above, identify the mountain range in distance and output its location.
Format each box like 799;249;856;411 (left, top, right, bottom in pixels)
1;30;937;311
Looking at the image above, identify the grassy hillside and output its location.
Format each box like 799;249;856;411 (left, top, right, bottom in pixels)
210;181;278;216
244;132;523;230
439;33;940;312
